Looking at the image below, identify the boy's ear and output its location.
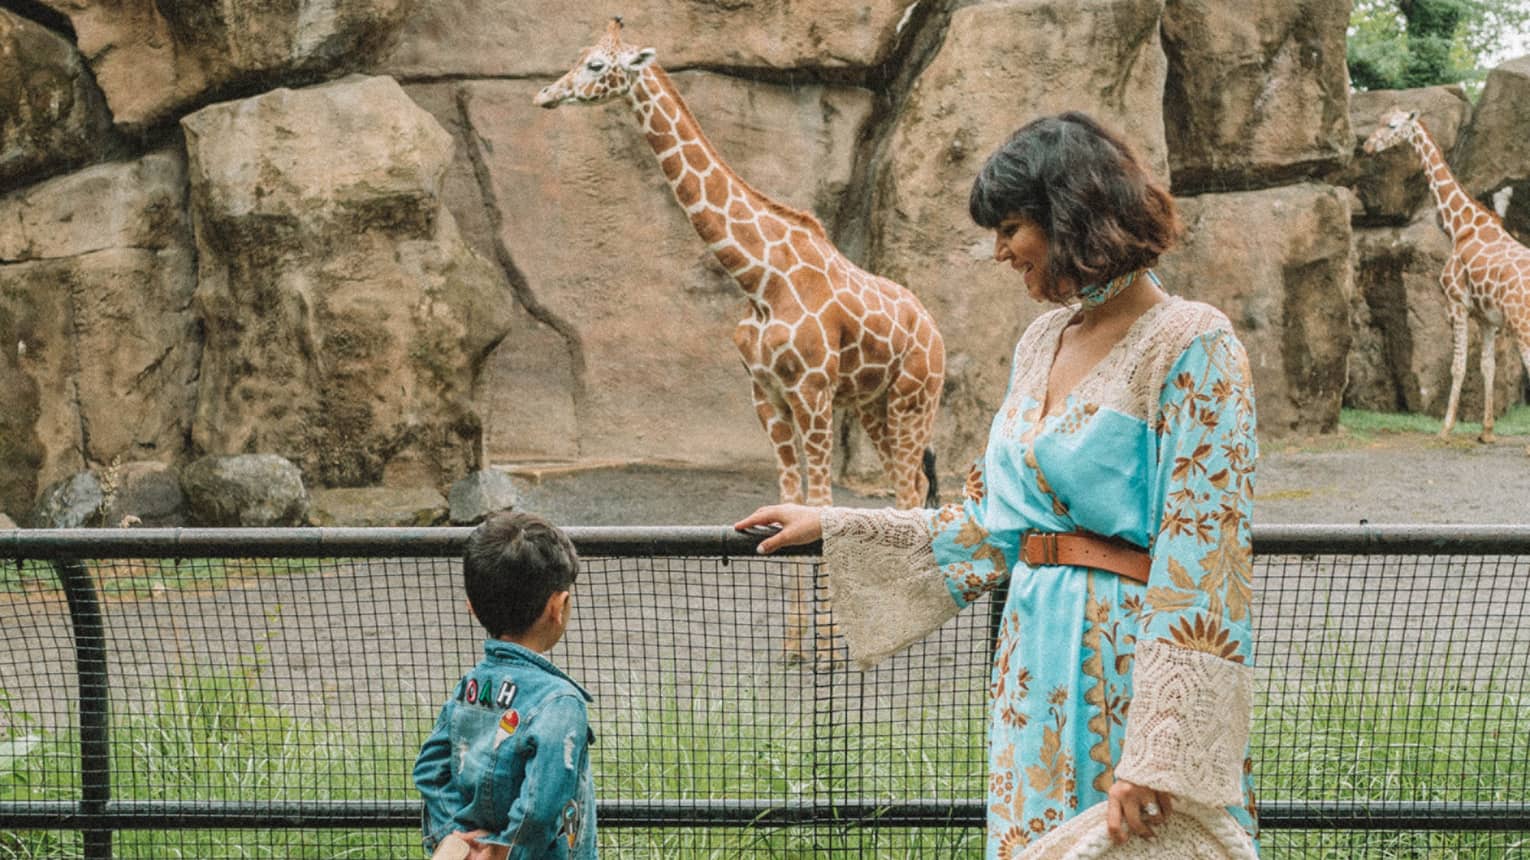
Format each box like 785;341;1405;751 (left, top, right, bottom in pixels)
465;598;478;622
547;590;571;627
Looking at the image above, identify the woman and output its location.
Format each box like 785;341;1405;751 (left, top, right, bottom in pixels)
736;112;1259;856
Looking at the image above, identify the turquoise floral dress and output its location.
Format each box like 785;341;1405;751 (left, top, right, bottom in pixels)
822;290;1259;858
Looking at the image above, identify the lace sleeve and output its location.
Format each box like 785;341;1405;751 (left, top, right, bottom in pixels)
1114;641;1253;807
821;507;957;671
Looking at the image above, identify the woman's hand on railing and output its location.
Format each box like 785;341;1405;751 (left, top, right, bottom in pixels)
734;504;823;554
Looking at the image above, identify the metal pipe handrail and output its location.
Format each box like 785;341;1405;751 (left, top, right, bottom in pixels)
7;523;1530;559
4;798;1526;831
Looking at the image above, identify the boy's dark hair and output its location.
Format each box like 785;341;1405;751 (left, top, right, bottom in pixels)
463;511;579;638
968;111;1181;303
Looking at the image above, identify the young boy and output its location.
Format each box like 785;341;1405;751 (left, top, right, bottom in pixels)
414;511;597;860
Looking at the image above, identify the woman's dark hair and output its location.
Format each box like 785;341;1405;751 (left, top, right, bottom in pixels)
969;111;1181;302
464;511;580;638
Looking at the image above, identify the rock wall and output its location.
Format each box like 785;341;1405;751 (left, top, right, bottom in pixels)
2;1;1528;520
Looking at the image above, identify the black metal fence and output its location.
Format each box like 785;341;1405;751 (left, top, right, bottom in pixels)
1;525;1527;858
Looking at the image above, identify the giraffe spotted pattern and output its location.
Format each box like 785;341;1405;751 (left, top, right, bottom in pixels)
1365;109;1530;442
535;19;947;664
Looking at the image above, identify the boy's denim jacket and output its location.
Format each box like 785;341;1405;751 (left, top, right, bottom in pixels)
414;640;596;859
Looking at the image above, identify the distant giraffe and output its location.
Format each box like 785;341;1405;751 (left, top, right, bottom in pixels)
1365;109;1530;442
534;19;946;662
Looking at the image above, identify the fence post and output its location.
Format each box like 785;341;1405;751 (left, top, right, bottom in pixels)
56;559;111;859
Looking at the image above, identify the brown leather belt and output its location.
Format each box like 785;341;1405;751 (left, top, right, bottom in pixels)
1020;531;1151;584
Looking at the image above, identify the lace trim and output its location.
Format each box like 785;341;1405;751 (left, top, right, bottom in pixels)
1004;297;1235;426
1114;641;1252;808
820;507;953;670
1019;797;1256;859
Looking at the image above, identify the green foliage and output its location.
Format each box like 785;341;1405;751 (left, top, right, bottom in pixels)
1348;0;1530;93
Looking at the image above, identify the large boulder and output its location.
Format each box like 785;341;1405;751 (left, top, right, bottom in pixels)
1336;86;1473;226
0;9;114;192
101;461;186;528
378;2;917;80
1154;183;1354;435
1457;56;1530;199
868;0;1169;467
181;454;310;527
462;72;874;468
1457;55;1530;241
308;486;447;527
181;75;513;489
1160;0;1352;193
1347;218;1523;418
42;0;418;130
448;469;520;525
28;471;104;528
0;151;198;518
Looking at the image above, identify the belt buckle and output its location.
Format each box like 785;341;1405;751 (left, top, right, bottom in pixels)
1023;530;1059;566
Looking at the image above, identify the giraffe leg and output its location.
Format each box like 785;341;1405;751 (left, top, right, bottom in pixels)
854;399;901;497
1440;304;1469;439
883;372;942;510
787;383;841;669
1478;318;1500;444
747;380;812;664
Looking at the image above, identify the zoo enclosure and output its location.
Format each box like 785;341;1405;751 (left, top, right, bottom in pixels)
1;524;1528;858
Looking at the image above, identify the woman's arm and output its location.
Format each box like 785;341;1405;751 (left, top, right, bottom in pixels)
1114;326;1258;809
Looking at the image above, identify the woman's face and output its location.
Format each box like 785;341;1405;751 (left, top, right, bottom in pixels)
993;215;1062;302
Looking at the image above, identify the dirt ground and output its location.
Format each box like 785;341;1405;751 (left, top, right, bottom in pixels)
504;429;1530;527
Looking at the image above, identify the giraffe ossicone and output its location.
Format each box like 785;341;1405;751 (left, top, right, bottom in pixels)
1364;108;1530;443
536;19;948;664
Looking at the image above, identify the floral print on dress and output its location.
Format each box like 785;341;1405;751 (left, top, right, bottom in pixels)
924;296;1260;857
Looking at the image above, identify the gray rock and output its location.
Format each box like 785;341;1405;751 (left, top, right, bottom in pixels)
1156;183;1355;435
309;486;448;527
0;512;15;529
29;472;104;529
0;10;114;193
1161;0;1353;192
182;76;509;489
448;470;520;525
102;461;186;528
180;454;310;527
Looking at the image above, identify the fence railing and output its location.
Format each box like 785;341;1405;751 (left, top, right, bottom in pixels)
1;525;1527;858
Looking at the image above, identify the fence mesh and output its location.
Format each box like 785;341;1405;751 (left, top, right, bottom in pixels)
1;530;1527;858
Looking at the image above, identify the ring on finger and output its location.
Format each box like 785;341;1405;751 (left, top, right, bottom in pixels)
1142;801;1161;817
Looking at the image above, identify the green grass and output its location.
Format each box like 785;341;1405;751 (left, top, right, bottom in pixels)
0;646;1523;858
0;557;333;599
1340;405;1530;439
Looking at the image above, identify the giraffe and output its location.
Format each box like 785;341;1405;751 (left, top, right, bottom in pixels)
534;19;946;663
1364;109;1530;443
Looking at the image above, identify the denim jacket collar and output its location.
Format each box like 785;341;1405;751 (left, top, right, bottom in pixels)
482;639;593;702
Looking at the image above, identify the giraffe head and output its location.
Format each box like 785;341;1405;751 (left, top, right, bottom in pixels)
533;18;657;109
1363;109;1418;155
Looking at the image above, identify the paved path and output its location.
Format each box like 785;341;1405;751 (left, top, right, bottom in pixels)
504;432;1530;527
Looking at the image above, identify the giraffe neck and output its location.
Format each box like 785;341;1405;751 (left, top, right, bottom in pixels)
625;65;823;301
1407;121;1486;243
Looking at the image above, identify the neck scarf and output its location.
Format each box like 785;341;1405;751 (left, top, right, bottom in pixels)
1078;269;1157;309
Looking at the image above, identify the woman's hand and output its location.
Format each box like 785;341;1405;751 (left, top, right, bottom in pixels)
733;504;822;554
1106;779;1172;843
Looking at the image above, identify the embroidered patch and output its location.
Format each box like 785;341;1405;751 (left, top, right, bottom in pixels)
496;680;518;709
558;799;582;848
492;709;520;750
463;678;478;704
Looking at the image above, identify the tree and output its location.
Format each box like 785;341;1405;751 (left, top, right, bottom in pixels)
1348;0;1530;92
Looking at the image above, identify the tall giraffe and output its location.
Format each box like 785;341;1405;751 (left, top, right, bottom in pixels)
1364;109;1530;442
534;20;947;662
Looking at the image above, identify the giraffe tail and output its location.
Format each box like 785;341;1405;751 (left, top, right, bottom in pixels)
922;447;939;508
